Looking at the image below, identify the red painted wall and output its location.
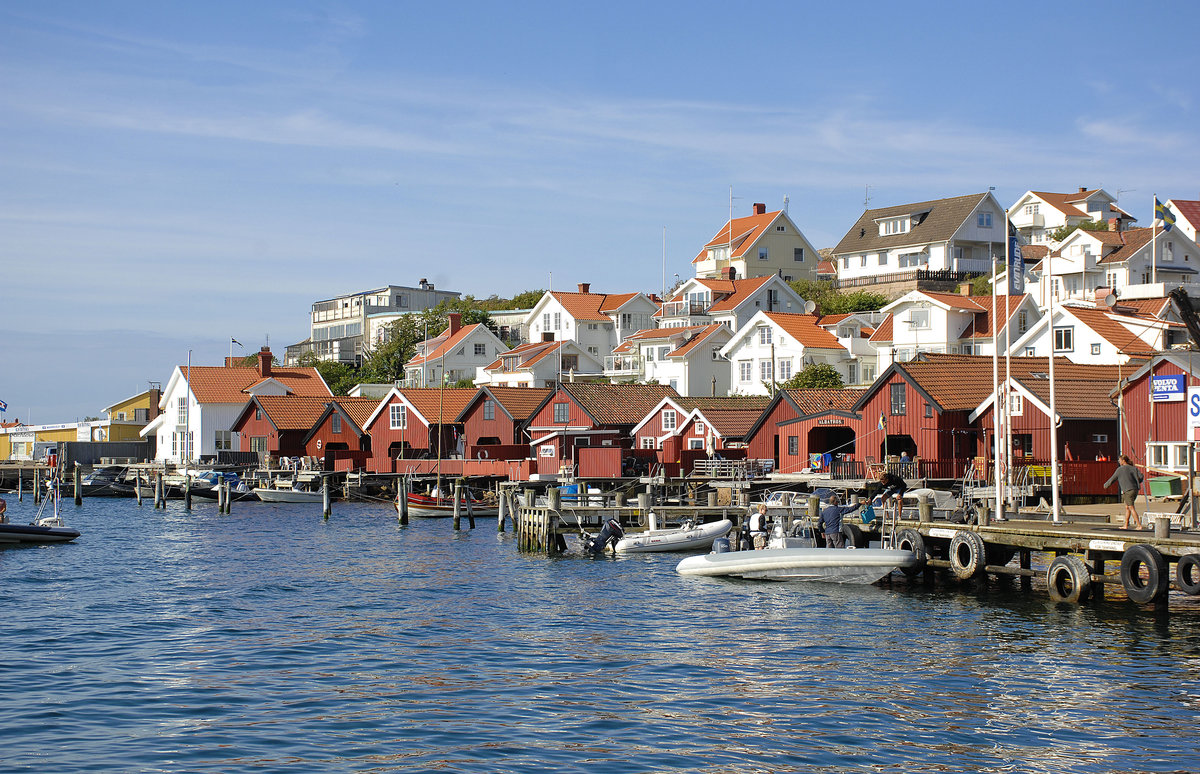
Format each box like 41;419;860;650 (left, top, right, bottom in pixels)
1121;359;1200;460
461;398;523;451
366;395;433;472
231;409;308;457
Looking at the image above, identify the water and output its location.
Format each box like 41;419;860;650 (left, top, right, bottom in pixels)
2;497;1200;773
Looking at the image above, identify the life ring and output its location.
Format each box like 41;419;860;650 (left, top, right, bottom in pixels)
1046;555;1092;604
1176;554;1200;596
949;530;986;580
1120;543;1169;604
477;449;489;459
894;528;927;578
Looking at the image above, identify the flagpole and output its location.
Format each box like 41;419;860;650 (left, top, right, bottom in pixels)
1152;194;1158;285
1045;247;1061;523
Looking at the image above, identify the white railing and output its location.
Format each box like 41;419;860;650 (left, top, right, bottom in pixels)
659;300;709;317
604;355;643;374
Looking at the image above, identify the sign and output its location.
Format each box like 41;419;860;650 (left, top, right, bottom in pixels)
1189;387;1200;432
817;418;844;425
1007;235;1024;295
1152;374;1186;402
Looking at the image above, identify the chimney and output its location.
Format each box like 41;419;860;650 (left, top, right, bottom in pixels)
258;347;272;378
1079;186;1088;193
726;267;737;280
148;388;162;420
448;312;462;335
960;284;973;296
1096;287;1114;308
577;282;590;293
753;203;766;215
1108;217;1120;231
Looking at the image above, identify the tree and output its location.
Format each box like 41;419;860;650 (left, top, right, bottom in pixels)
787;279;888;315
359;313;432;383
1049;219;1108;243
296;353;359;396
779;363;844;390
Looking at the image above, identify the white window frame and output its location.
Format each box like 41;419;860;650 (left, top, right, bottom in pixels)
738;361;752;382
978;212;993;228
662;410;677;431
390;404;407;429
758;326;772;345
1053;327;1074;352
760;360;773;382
688;438;704;450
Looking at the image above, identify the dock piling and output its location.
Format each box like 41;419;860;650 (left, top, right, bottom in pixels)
135;474;143;506
322;478;331;519
74;463;82;506
453;481;462;530
184;474;192;510
497;484;507;532
398;478;409;525
34;469;41;505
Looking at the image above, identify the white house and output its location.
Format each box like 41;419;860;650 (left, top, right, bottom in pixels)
404;314;510;387
524;283;659;361
720;312;850;396
877;290;1041;368
831;192;1009;283
475;338;604;388
657;274;808;331
1007;301;1169;364
1165;199;1200;244
813;312;888;385
140;347;332;464
1007;187;1136;247
691;202;819;283
606;323;733;397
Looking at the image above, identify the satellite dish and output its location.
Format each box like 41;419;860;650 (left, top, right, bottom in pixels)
1104;293;1117;308
803;300;817;314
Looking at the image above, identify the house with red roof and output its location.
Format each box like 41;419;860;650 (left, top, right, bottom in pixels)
656;274;807;331
719;312;851;396
141;347;331;464
877;289;1040;368
523;283;659;362
1165;199;1200;245
1008;300;1171;364
742;388;866;473
692;202;818;283
1007;187;1136;247
605;323;733;396
403;313;510;387
229;395;336;462
454;386;553;460
361;387;478;472
474;338;604;388
301;397;380;471
631;396;771;473
1110;353;1200;476
815;312;889;385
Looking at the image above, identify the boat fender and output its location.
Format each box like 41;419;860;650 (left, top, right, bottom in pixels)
477;450;488;459
949;530;986;580
1046;555;1093;604
1175;554;1200;596
1120;544;1169;604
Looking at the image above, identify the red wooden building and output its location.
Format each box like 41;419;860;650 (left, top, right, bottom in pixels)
744;388;866;473
229;395;335;461
302;397;380;471
455;386;553;460
363;387;478;473
1114;353;1200;475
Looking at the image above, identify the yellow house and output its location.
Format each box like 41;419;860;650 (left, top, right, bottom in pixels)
0;389;160;460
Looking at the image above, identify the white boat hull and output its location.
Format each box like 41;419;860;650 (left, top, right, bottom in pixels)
675;547;918;584
614;519;733;553
253;487;323;503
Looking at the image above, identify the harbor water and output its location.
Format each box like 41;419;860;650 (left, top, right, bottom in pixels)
2;496;1199;773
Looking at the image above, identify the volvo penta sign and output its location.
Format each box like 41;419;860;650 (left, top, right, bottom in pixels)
1189;387;1200;434
1152;374;1187;402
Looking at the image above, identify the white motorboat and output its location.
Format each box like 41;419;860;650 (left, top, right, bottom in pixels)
253;482;324;503
675;530;917;584
614;519;733;553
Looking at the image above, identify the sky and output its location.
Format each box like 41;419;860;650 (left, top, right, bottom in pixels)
2;0;1198;422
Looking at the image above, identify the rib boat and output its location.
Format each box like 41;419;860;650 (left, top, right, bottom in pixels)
614;518;733;553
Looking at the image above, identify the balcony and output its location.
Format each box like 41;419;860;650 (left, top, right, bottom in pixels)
658;300;710;317
604;354;643;375
1011;212;1045;230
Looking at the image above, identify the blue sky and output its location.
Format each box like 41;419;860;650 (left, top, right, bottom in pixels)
2;1;1198;422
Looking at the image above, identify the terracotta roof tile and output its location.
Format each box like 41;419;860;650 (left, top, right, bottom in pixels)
250;395;333;431
182;365;331;404
407;323;488;367
763;313;844;349
868;314;893;342
688;407;769;438
1172;199;1200;229
693;209;781;263
1060;306;1158;356
706;276;773;312
477;386;553;421
783;388;866;414
335;397;381;430
1095;227;1156;264
562;382;678;425
963;295;1029;339
550;291;648;321
398;388;478;424
669;324;728;358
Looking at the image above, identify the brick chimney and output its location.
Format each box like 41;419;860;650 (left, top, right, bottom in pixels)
1108;217;1121;231
726;267;737;280
960;284;973;296
753;203;766;215
577;282;590;293
148;387;162;420
258;347;272;378
1079;186;1088;193
448;312;462;335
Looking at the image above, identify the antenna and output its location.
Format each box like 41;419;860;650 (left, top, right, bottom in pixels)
863;185;873;209
783;195;789;213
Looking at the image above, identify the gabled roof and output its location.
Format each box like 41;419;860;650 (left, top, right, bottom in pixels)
693;209;782;263
178;364;331;404
668;324;729;358
631;395;771;437
962;295;1030;339
1026;189;1107;219
407;323;491;368
560;382;678;426
397;388;479;424
1057;306;1159;357
868;314;893;343
455;386;554;423
703;275;774;312
832;192;991;256
684;407;769;439
1171;200;1200;230
762;313;844;349
1093;227;1158;264
782;388;865;415
548;291;647;321
302;397;380;443
237;395;333;432
483;340;564;370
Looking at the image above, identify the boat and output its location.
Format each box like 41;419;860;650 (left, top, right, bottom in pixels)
70;465;138;498
0;472;81;545
189;473;260;502
253;480;324;503
402;491;499;518
614;518;733;553
675;528;917;584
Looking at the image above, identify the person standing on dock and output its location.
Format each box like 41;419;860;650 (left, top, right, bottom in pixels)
818;494;860;548
749;503;770;550
1103;454;1145;530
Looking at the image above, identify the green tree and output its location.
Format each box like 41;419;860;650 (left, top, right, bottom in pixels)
296;353;359;396
787;279;888;315
779;363;844;390
1049;219;1108;243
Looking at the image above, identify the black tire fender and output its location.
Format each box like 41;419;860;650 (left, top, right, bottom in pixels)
949;530;986;580
841;522;866;549
1176;554;1200;596
894;528;927;577
1120;543;1169;604
1047;555;1093;604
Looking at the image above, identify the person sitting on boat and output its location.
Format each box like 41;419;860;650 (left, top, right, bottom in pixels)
818;494;860;548
749;503;771;550
869;468;908;522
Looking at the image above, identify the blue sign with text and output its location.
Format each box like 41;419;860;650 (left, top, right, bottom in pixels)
1151;374;1186;402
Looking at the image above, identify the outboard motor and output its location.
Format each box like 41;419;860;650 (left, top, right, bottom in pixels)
584;518;625;555
711;536;731;554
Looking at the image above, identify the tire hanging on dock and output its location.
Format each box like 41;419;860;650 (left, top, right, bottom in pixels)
1120;544;1169;604
1046;555;1093;604
1176;554;1200;596
894;528;927;578
949;530;986;580
841;522;866;549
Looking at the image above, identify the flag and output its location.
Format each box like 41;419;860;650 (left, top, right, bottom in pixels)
878;411;886;430
0;398;6;412
231;337;243;346
1007;221;1025;295
1155;198;1175;232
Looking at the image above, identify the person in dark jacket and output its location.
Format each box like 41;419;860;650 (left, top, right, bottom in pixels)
869;468;908;523
1103;454;1145;530
818;494;861;548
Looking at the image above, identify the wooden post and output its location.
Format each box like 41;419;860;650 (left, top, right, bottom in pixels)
34;469;41;504
1189;441;1197;531
17;468;23;502
155;473;165;509
497;484;507;532
135;474;143;506
74;464;82;506
184;474;192;510
548;487;562;511
322;478;331;519
465;487;475;530
225;480;233;513
453;481;462;530
398;477;409;525
708;490;717;507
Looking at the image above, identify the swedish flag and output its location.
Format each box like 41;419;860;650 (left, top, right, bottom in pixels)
1155;198;1175;232
878;411;886;430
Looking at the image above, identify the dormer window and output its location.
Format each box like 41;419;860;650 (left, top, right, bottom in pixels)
879;217;909;236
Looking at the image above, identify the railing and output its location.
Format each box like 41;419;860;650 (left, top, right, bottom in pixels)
658;300;709;317
604;355;643;374
833;268;983;290
692;458;773;479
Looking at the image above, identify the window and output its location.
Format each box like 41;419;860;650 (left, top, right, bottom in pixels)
1054;327;1074;352
777;225;786;232
925;403;933;418
250;436;268;454
760;360;774;382
134;408;148;422
978;212;993;228
1093;434;1109;444
1106;271;1119;289
1164;242;1175;262
787;436;799;456
483;399;495;421
794;247;804;262
474;343;486;356
1025;203;1039;215
214;430;232;451
553;313;561;331
553;402;570;423
331;414;342;434
861;254;868;267
1176;444;1190;468
1009;393;1023;416
909;310;929;329
390;404;406;429
542;312;550;331
739;361;752;382
255;407;262;421
890;383;906;415
1151;444;1168;467
758;326;772;345
662;410;677;431
641;437;656;449
1017;311;1028;334
847;362;858;384
177;397;188;427
561;355;578;371
688;438;704;449
778;359;793;381
759;246;769;261
878;252;887;266
842;256;850;269
1090;343;1101;355
695;422;706;434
